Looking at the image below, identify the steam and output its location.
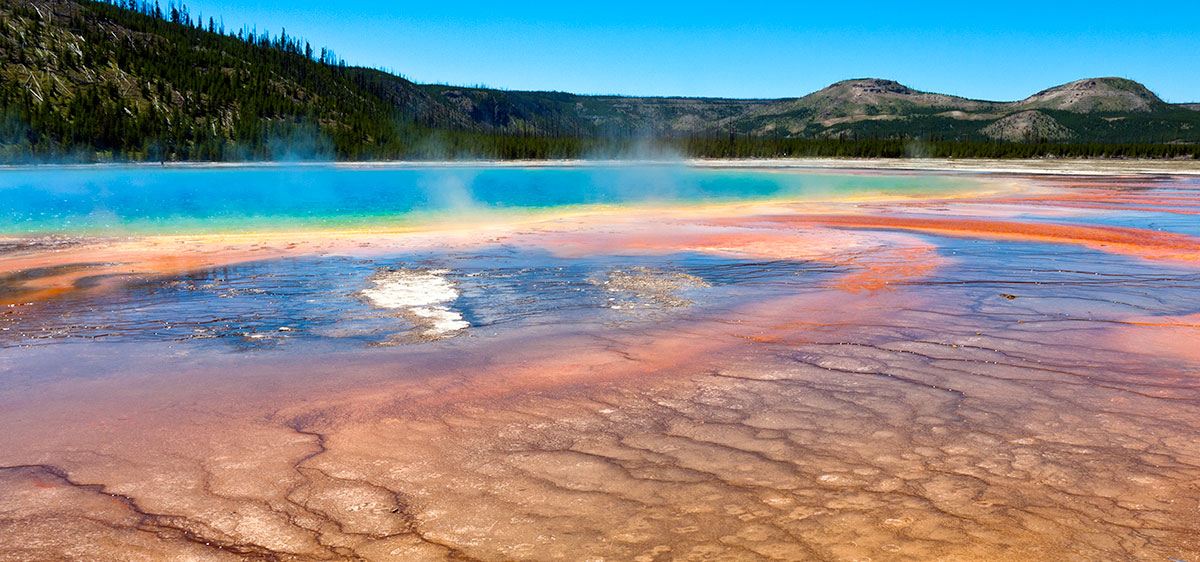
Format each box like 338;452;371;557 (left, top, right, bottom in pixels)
579;137;689;162
904;141;931;159
416;168;480;212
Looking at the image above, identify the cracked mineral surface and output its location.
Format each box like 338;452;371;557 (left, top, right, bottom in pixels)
1;170;1199;561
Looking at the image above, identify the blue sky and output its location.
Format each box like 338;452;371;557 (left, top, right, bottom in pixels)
183;0;1199;102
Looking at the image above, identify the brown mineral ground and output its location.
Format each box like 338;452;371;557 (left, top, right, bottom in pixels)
1;171;1199;561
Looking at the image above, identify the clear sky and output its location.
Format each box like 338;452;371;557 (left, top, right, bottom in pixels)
182;0;1199;103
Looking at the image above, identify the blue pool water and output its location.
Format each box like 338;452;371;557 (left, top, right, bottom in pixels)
0;164;983;234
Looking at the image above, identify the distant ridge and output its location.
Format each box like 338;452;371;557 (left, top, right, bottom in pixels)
1014;78;1165;113
1;0;1198;161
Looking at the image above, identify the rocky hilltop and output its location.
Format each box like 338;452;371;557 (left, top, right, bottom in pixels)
1015;78;1165;113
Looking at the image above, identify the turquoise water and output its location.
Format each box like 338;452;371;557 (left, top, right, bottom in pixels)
0;164;982;235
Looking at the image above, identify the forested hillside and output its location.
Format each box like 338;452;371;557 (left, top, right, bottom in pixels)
0;0;470;160
0;0;1197;161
